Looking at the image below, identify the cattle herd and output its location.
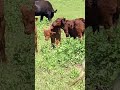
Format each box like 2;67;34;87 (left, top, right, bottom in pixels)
44;18;85;48
0;0;120;63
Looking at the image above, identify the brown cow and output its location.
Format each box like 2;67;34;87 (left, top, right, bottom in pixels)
44;26;61;48
63;18;85;39
48;18;66;47
74;18;85;39
21;5;39;52
86;0;119;39
51;17;85;39
0;0;7;63
63;20;75;38
52;18;66;28
44;27;55;40
20;5;35;35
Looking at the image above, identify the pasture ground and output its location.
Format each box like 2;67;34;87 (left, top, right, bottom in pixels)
35;0;85;90
36;0;120;89
1;0;120;89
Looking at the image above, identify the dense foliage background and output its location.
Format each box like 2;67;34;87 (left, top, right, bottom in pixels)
85;25;120;89
1;0;34;89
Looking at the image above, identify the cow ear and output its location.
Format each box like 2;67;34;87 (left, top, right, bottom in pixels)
61;17;66;21
54;9;57;13
63;18;66;21
61;17;66;24
82;18;85;23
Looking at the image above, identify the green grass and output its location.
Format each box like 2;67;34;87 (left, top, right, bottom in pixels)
35;0;85;90
1;0;119;89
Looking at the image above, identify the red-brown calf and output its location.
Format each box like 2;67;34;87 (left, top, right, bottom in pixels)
63;20;76;38
44;26;61;48
63;18;85;39
74;18;85;39
52;18;66;28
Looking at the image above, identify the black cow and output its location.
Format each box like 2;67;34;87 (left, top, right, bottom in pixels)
35;0;57;21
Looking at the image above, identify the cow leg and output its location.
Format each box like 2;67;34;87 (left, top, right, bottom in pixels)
55;40;59;46
40;15;44;22
35;31;38;52
73;37;76;39
113;10;119;30
55;33;61;46
104;15;114;41
0;21;7;63
97;26;100;34
105;27;114;41
0;38;7;63
82;32;84;36
92;25;99;34
51;36;55;48
48;17;52;21
113;18;119;30
78;32;83;40
92;26;96;34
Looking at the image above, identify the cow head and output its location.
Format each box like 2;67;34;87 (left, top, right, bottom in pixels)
44;26;56;41
53;9;57;13
63;26;69;37
20;5;35;35
68;20;75;29
78;18;85;23
63;20;75;37
52;17;66;28
46;9;57;21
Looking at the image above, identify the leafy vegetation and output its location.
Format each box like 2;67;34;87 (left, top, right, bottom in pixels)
85;25;120;89
1;0;120;90
35;0;85;90
1;0;34;89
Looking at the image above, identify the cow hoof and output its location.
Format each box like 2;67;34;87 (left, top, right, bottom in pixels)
36;49;38;53
51;44;56;49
